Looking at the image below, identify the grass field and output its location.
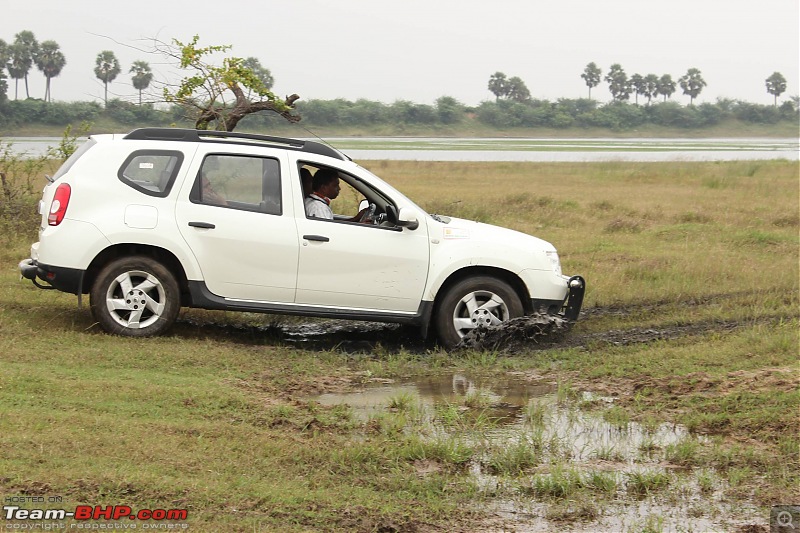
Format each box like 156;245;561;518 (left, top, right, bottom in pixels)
0;159;797;531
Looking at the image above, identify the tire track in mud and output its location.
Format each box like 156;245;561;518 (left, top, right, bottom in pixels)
173;290;797;353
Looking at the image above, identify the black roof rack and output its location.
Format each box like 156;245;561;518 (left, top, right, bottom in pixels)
123;128;348;161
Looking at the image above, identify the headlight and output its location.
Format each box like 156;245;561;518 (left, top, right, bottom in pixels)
546;250;562;276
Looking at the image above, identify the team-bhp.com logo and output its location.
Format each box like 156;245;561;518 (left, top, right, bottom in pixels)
4;504;188;527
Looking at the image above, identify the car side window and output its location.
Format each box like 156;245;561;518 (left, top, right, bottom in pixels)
191;154;282;215
118;150;184;197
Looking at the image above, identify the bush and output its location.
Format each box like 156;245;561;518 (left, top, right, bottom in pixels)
733;102;782;124
0;138;53;240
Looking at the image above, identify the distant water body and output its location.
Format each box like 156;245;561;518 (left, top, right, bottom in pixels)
4;136;798;162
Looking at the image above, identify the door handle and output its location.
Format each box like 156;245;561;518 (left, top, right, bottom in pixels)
188;221;216;229
303;234;330;242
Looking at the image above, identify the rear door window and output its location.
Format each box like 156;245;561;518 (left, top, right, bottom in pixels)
190;154;282;215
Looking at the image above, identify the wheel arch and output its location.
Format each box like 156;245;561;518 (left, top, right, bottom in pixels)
84;244;190;302
431;266;531;317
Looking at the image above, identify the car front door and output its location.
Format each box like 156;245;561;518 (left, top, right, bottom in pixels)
294;165;430;314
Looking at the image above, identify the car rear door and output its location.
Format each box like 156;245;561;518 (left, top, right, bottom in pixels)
175;145;300;303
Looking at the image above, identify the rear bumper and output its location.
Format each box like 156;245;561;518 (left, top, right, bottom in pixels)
19;258;85;294
530;275;586;322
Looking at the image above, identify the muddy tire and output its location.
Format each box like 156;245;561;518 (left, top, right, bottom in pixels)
90;256;180;337
435;276;523;348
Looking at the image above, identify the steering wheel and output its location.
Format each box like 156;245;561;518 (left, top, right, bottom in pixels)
360;202;377;224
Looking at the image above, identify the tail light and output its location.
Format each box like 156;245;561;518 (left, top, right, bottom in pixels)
48;183;71;226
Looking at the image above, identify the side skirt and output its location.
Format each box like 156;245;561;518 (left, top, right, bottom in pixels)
187;281;431;326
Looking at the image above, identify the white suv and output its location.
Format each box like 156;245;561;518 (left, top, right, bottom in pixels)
19;128;585;347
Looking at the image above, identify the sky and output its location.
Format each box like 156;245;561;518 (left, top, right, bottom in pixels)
3;0;799;108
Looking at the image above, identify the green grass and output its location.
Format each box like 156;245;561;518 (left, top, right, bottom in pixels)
1;159;798;530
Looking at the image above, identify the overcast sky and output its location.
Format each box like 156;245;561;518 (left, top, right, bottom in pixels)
4;0;799;108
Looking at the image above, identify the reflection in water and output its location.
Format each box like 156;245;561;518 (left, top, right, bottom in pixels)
311;373;683;462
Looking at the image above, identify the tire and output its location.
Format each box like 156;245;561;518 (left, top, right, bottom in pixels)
435;276;524;348
90;256;180;337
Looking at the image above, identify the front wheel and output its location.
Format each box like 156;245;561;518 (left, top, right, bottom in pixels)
90;256;180;337
435;276;523;348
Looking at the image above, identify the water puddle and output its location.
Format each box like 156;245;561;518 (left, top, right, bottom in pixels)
307;373;765;531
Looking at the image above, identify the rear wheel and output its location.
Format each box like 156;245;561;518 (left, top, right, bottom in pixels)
90;256;180;337
435;276;523;348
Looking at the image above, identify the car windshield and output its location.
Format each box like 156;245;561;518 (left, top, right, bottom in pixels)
355;163;430;216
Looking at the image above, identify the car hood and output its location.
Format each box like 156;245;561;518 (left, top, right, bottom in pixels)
436;216;556;252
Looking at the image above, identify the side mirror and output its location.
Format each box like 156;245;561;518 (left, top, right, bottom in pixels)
397;207;420;230
358;199;369;211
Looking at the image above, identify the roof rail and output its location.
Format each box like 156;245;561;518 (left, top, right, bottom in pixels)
124;128;347;161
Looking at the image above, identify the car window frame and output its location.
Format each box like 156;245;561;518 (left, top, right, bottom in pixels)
117;149;184;198
190;152;283;216
298;161;401;231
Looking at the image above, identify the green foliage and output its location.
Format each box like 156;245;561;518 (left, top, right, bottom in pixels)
0;137;51;239
162;35;296;131
105;98;166;125
56;121;92;159
0;99;102;127
0;71;7;103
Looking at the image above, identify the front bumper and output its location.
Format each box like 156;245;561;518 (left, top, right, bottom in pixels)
530;275;586;322
19;258;85;294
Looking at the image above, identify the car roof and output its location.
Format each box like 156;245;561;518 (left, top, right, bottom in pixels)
123;128;349;161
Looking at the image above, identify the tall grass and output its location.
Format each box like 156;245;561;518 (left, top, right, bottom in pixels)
0;159;797;530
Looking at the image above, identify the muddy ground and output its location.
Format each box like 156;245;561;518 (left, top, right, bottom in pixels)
176;290;797;357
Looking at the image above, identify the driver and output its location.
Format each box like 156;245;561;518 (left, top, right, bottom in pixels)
304;168;369;222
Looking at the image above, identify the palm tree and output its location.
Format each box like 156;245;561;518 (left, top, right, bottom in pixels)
678;68;707;105
643;74;659;104
487;72;509;101
12;31;38;99
765;72;787;107
630;74;645;105
34;40;66;102
129;60;153;105
656;74;676;102
581;62;602;100
94;50;121;107
605;64;631;102
0;39;8;102
7;43;32;100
